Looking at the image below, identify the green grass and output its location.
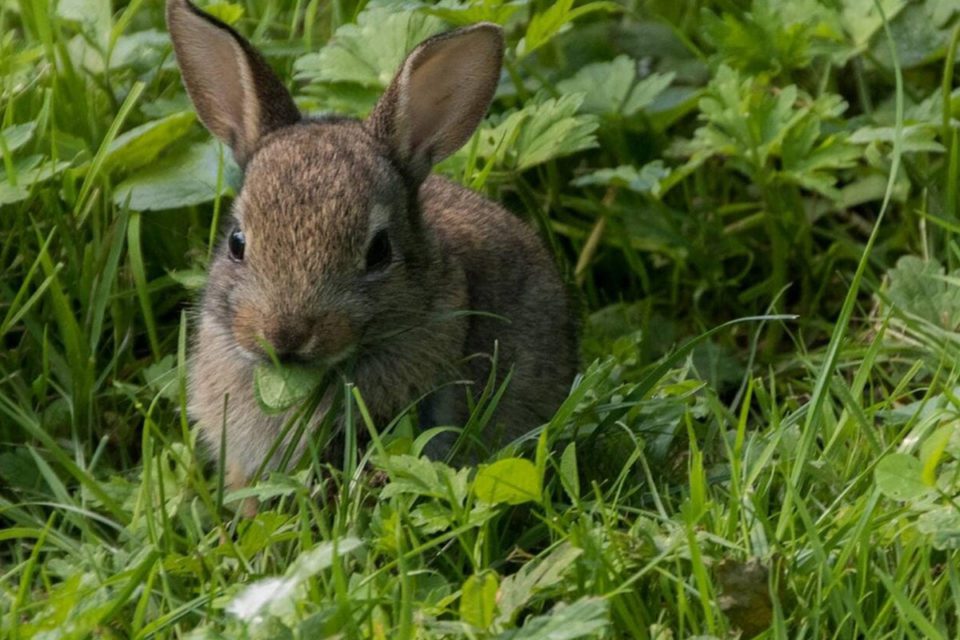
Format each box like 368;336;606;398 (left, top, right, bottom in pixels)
4;0;960;637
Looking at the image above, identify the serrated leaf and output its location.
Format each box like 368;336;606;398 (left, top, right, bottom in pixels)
518;0;618;59
497;543;582;624
670;64;856;201
410;501;455;534
886;256;960;330
474;94;598;171
557;56;674;117
701;0;846;74
253;363;327;414
781;119;860;199
474;458;541;505
916;507;960;550
113;139;240;210
875;453;931;502
380;454;471;504
460;571;499;630
294;7;446;89
423;0;529;26
496;597;610;639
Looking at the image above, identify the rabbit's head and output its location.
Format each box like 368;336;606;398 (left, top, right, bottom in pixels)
166;0;502;364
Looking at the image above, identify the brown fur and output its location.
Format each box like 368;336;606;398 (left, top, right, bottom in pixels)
167;1;578;496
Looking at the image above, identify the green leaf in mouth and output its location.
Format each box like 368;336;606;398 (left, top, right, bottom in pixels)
253;363;328;414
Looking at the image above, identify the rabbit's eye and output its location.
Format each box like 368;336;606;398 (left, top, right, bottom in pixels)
228;228;245;262
365;230;392;272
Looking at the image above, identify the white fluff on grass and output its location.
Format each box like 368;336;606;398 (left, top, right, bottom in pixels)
227;578;296;621
226;537;363;622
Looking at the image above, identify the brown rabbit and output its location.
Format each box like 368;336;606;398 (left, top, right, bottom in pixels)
166;0;578;494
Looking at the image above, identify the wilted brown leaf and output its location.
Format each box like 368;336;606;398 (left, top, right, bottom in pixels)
715;556;781;638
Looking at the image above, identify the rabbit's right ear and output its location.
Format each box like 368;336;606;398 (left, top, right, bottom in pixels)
166;0;300;166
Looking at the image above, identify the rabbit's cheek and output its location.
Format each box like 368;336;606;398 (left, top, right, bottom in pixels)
310;312;356;360
231;305;263;355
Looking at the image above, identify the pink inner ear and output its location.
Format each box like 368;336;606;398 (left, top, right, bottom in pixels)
403;29;502;165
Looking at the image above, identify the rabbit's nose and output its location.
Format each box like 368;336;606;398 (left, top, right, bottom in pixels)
261;312;355;361
263;319;310;360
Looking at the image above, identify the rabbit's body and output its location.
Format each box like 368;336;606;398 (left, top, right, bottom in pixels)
168;0;577;492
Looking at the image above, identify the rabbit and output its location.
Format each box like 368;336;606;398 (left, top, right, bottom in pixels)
166;0;579;499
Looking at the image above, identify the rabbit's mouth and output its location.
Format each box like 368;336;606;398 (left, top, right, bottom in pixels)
232;306;359;365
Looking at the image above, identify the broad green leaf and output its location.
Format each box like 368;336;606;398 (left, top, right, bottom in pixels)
849;124;944;154
112;139;241;210
932;0;960;26
920;426;955;486
0;155;71;206
202;2;245;25
294;8;446;89
142;354;178;401
58;0;111;48
101;111;196;175
571;162;670;196
875;453;931;502
183;629;227;640
111;29;171;69
460;571;499;630
474;458;541;505
559;442;579;502
557;56;674;117
841;0;908;50
168;268;207;290
496;597;610;639
70;29;170;73
870;1;952;70
253;363;327;414
0;122;36;153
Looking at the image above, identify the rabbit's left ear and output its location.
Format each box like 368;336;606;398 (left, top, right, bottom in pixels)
166;0;300;166
368;23;504;183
